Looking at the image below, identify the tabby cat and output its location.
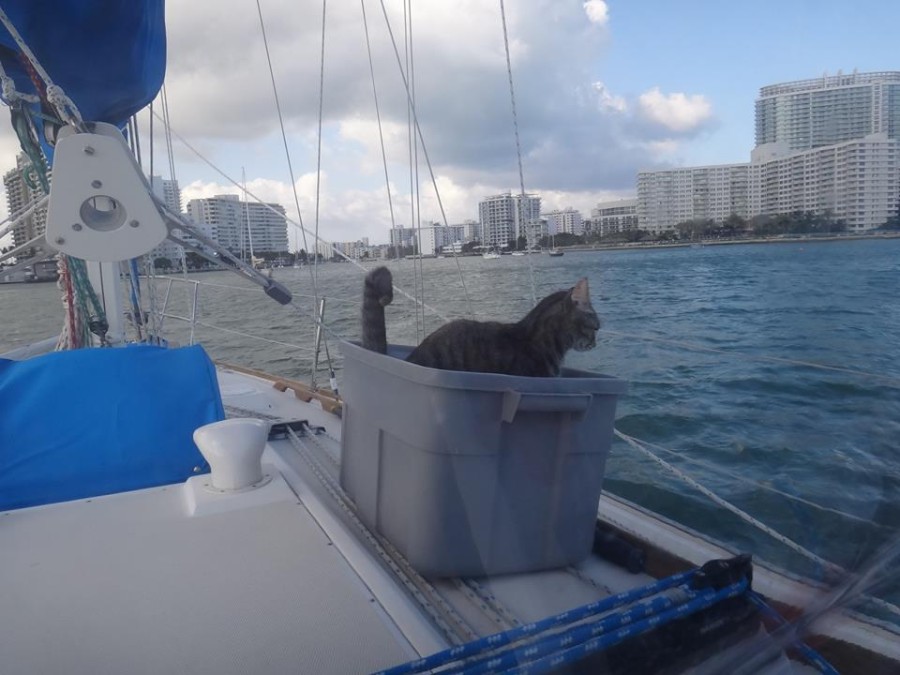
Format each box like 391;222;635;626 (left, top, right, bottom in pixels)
361;266;599;376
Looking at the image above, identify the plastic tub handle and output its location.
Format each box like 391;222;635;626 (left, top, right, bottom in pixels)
501;390;593;423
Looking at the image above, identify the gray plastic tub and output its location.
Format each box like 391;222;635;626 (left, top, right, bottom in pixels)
339;341;628;578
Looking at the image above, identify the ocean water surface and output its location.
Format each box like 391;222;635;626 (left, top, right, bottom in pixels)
2;238;898;614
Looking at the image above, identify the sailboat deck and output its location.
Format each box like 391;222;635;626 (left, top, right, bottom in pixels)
0;362;884;674
0;454;412;675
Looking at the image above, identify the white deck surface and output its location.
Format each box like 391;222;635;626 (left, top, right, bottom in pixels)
1;463;410;675
2;361;895;675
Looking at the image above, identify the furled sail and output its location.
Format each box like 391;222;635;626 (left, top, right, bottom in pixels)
0;0;166;154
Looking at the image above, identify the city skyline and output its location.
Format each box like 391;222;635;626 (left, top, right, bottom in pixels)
1;1;899;248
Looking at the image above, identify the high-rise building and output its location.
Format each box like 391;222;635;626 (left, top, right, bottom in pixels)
3;154;49;250
637;164;751;234
149;176;184;264
186;195;288;255
591;199;638;237
750;133;899;230
331;238;370;260
478;193;541;248
150;175;182;214
417;223;467;255
389;225;417;250
543;208;584;236
242;201;289;254
756;71;900;151
638;71;900;233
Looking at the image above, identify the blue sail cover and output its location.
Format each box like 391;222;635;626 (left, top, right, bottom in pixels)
0;345;223;511
0;0;166;145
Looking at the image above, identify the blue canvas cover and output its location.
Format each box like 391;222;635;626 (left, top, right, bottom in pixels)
0;1;166;155
0;345;223;511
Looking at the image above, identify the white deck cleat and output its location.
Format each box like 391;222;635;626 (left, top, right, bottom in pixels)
193;418;270;491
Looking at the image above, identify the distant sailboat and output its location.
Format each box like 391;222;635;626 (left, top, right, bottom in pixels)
548;232;564;257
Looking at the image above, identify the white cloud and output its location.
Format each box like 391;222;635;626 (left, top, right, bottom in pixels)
0;0;712;246
583;1;610;26
642;139;681;161
637;87;713;133
594;82;627;113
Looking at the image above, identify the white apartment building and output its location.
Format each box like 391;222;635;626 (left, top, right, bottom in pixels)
751;133;899;230
149;176;184;265
417;223;467;256
638;164;751;233
591;199;638;237
478;193;541;248
331;238;370;260
638;70;900;233
151;175;182;214
544;208;584;236
389;225;417;250
756;71;900;151
3;154;49;250
462;219;481;243
242;201;289;253
186;195;288;255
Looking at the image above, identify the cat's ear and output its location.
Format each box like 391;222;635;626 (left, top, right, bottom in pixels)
571;277;591;307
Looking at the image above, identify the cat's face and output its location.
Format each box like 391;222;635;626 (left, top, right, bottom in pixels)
569;278;600;351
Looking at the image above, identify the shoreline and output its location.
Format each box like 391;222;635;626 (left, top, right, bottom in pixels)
558;232;900;253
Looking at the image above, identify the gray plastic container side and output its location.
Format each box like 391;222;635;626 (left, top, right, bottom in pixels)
339;340;627;578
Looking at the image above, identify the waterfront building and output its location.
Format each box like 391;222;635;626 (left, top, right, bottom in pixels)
590;199;638;237
417;223;468;255
3;154;49;250
544;208;584;236
331;238;371;260
151;175;182;214
637;164;751;234
751;133;899;230
637;71;900;233
389;225;417;250
756;71;900;151
478;193;541;248
186;195;288;256
149;176;184;265
462;219;481;243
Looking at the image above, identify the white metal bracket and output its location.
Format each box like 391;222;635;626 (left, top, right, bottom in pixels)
45;122;167;261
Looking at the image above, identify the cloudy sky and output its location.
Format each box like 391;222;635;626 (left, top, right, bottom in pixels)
2;0;898;248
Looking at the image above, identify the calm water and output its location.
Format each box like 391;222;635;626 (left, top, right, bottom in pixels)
2;239;899;610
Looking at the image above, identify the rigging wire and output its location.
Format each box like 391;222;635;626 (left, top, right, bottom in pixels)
615;429;900;621
148;101;153;179
311;0;339;389
616;429;844;577
313;0;328;295
0;195;48;243
498;0;537;305
0;6;84;129
148;109;451;323
359;0;399;258
159;84;178;184
375;0;473;318
404;0;425;343
253;0;317;297
618;431;893;529
253;0;339;386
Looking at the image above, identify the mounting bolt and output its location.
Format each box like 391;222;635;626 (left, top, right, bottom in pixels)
83;146;95;155
54;236;65;245
71;223;82;231
129;219;140;228
91;180;102;189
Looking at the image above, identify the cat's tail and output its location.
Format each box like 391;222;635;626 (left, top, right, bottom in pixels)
361;266;393;354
